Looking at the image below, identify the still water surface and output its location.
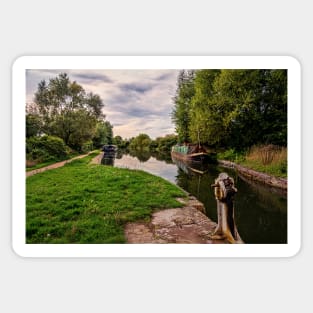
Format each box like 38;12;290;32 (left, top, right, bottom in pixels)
101;151;287;244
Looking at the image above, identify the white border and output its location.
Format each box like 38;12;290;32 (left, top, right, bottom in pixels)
12;56;301;258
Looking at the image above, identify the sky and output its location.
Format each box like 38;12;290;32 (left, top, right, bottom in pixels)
26;69;180;139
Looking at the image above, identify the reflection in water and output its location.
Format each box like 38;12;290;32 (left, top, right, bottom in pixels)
100;150;287;244
101;155;115;166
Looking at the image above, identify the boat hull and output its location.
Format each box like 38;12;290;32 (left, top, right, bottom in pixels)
171;150;210;163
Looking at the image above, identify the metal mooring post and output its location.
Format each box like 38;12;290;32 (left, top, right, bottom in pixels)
210;173;244;244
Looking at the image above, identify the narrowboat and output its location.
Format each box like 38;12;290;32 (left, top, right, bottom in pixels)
171;144;216;164
102;144;118;153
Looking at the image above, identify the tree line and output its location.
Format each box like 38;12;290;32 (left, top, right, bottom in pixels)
171;69;287;150
127;133;177;153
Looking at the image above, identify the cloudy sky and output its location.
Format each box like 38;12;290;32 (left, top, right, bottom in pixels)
26;69;180;139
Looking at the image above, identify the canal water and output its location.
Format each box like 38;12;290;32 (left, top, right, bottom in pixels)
101;151;287;244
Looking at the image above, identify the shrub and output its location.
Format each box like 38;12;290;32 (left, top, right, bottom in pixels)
26;135;68;162
217;149;245;162
81;141;93;153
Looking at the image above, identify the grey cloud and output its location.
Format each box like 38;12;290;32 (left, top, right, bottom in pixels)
154;72;172;81
119;82;155;94
72;73;113;83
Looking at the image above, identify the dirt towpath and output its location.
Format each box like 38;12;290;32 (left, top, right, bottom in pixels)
90;152;104;164
26;152;96;177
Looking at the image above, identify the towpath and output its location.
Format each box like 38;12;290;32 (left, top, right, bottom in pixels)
26;151;97;177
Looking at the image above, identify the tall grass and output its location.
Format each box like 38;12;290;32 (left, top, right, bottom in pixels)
243;145;287;177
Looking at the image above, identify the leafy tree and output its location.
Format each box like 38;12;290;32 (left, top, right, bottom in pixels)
188;70;221;146
171;70;195;142
151;134;178;152
172;69;287;150
129;133;151;151
32;72;108;151
113;135;129;148
212;69;287;148
93;121;113;148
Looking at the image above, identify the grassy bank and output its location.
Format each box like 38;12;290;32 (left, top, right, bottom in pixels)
217;145;287;178
26;153;185;243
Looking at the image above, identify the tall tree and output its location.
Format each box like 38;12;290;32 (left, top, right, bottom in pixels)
33;73;107;151
189;69;221;146
171;70;195;142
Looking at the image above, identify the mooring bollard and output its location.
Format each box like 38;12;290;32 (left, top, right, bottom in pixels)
210;173;243;244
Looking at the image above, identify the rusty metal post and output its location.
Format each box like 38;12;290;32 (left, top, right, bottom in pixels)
210;173;243;244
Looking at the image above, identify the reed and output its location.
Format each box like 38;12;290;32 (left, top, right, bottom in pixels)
243;145;287;177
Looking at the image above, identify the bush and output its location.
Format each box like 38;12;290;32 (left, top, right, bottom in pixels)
81;141;93;153
217;149;245;162
26;135;68;162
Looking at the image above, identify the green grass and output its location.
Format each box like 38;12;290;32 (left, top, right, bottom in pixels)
239;159;287;178
26;153;185;243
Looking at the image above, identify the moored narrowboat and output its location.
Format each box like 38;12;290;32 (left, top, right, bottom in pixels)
171;144;216;164
102;144;118;153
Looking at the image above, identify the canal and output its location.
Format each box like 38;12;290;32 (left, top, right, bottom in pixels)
101;150;287;244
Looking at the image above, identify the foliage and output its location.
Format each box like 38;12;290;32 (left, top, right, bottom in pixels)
172;69;287;150
113;136;129;149
217;149;245;163
151;134;178;152
26;135;68;162
189;70;221;145
26;114;42;138
48;109;97;152
171;70;195;143
26;154;185;243
92;121;113;148
31;72;109;151
129;133;151;151
81;140;94;153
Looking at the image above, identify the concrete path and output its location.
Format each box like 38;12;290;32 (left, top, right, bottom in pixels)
125;196;228;244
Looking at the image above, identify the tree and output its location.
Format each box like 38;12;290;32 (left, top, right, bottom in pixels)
171;70;195;142
49;109;97;151
93;121;113;148
188;70;221;146
129;133;151;151
151;134;178;152
33;72;108;151
212;69;287;148
171;69;287;150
